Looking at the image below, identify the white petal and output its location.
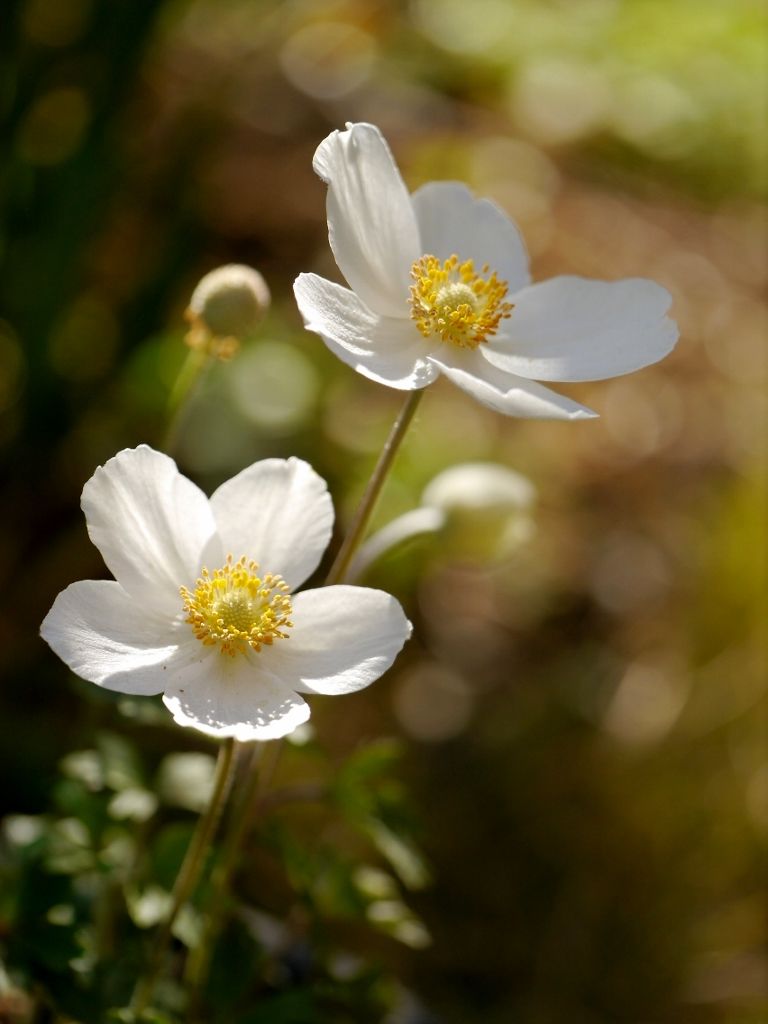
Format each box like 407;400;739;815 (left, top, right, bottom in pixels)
162;654;310;741
411;182;530;293
81;446;220;615
263;586;412;695
485;277;678;381
294;273;438;390
430;350;597;419
40;580;178;695
209;457;333;590
313;123;421;318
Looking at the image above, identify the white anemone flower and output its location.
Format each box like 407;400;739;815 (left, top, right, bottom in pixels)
40;446;411;741
294;122;678;419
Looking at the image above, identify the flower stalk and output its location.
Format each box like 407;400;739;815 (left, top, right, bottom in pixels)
183;740;278;1012
325;388;423;586
130;737;236;1019
164;347;212;454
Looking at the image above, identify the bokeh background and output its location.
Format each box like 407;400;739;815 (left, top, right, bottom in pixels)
1;0;766;1020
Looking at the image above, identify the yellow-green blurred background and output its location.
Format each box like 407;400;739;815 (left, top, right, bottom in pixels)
1;0;766;1020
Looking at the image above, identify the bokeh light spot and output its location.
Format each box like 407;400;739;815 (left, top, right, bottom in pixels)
280;21;376;99
228;340;319;434
393;663;473;741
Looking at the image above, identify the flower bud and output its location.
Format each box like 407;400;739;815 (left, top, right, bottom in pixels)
421;462;536;562
349;462;537;580
185;264;270;360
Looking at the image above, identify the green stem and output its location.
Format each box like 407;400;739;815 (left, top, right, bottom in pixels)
163;347;212;455
325;388;423;586
184;740;284;1005
130;737;236;1019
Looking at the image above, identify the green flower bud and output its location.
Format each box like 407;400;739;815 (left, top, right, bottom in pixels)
185;264;270;360
421;462;536;562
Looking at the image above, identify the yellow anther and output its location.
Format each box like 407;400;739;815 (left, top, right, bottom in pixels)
409;254;513;349
180;555;293;657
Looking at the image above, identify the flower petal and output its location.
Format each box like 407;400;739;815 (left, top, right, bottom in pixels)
485;276;678;381
411;182;530;294
40;580;179;694
313;123;421;318
262;585;412;695
81;446;220;615
162;655;310;741
430;350;597;419
209;457;333;590
294;273;438;390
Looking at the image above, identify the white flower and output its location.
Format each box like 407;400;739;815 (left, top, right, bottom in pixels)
294;122;678;419
40;446;411;742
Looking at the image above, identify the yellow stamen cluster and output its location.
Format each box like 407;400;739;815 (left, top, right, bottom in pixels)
181;555;293;657
409;254;513;349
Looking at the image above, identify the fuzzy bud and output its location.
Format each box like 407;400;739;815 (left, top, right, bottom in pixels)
185;264;270;360
421;462;536;562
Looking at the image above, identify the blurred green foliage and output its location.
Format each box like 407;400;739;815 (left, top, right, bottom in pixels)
1;0;766;1021
2;730;427;1020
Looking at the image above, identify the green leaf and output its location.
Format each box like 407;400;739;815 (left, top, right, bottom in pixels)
97;732;145;791
107;1008;178;1024
151;822;196;889
108;787;158;822
60;749;104;791
156;752;216;812
45;817;95;875
364;820;430;891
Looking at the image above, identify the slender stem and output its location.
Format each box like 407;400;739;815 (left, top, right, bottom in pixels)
325;389;424;586
163;347;212;455
130;737;236;1019
184;739;283;1015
